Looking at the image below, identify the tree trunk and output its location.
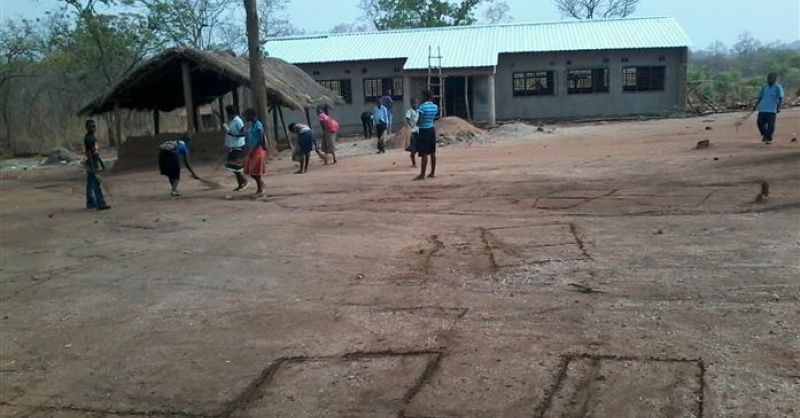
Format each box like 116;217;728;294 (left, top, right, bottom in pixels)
243;0;277;154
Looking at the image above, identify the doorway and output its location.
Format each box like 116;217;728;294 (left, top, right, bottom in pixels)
444;76;474;120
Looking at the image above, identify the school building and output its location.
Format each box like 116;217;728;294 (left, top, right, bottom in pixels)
266;17;691;132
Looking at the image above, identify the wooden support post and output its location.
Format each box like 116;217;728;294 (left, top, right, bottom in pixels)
278;105;292;151
305;108;313;134
153;110;160;134
193;103;200;132
113;102;122;147
217;97;224;129
487;73;496;127
464;76;471;122
402;74;411;111
181;61;196;135
271;105;279;148
231;88;240;113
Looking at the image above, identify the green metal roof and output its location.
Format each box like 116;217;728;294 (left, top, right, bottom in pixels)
266;17;691;70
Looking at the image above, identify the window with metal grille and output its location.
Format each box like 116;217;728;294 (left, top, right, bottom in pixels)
512;71;554;96
318;79;352;104
622;66;666;92
567;69;609;94
363;78;404;102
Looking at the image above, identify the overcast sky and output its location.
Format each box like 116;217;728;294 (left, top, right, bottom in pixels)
2;0;799;49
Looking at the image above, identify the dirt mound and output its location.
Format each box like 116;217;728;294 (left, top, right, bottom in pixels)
115;131;224;171
489;122;554;138
436;117;484;136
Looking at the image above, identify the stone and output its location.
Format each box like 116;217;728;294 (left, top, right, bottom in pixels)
695;139;711;149
45;147;78;165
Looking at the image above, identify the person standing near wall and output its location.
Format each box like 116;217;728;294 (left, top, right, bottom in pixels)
754;73;784;145
415;90;439;181
243;108;267;198
360;110;374;139
380;89;394;135
83;120;111;210
372;99;389;154
224;105;248;191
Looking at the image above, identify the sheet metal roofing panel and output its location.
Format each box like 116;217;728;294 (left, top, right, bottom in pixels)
265;17;691;70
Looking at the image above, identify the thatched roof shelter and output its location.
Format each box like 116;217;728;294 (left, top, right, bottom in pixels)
79;48;343;116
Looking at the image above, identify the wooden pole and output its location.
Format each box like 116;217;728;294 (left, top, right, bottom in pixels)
244;0;275;154
153;110;160;134
464;76;471;121
231;88;240;113
217;96;224;129
487;73;496;126
271;105;279;146
113;102;122;146
278;105;293;151
181;61;196;135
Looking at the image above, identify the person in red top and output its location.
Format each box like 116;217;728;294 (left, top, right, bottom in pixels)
316;106;338;164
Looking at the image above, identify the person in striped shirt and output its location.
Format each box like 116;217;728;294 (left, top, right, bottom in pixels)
414;90;439;180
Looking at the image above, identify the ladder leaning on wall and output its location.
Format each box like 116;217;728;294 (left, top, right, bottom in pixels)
427;46;445;117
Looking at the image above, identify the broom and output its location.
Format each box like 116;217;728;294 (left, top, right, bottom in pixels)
734;110;755;131
195;176;221;189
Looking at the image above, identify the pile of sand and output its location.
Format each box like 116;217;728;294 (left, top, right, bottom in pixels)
436;117;485;136
489;122;555;139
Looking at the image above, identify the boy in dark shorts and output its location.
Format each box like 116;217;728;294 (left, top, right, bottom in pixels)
415;90;439;180
83;120;110;210
289;122;314;174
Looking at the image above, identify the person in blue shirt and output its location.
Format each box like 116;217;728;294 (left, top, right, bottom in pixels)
380;89;394;135
372;99;389;154
415;90;439;180
158;134;198;197
243;108;266;198
754;73;784;144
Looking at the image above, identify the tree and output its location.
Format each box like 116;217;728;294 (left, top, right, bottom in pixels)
733;31;761;58
483;1;512;24
0;19;43;151
555;0;640;19
329;21;373;34
60;0;167;145
258;0;301;40
138;0;237;50
360;0;491;30
243;0;274;153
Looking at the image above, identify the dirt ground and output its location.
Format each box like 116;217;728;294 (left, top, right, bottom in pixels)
1;110;799;418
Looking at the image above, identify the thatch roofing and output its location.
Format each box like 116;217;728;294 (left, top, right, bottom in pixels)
79;48;343;115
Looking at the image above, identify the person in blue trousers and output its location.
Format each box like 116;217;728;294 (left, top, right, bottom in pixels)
83;120;110;211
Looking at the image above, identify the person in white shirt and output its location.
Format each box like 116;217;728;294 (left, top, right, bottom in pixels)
404;98;420;167
223;105;248;191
